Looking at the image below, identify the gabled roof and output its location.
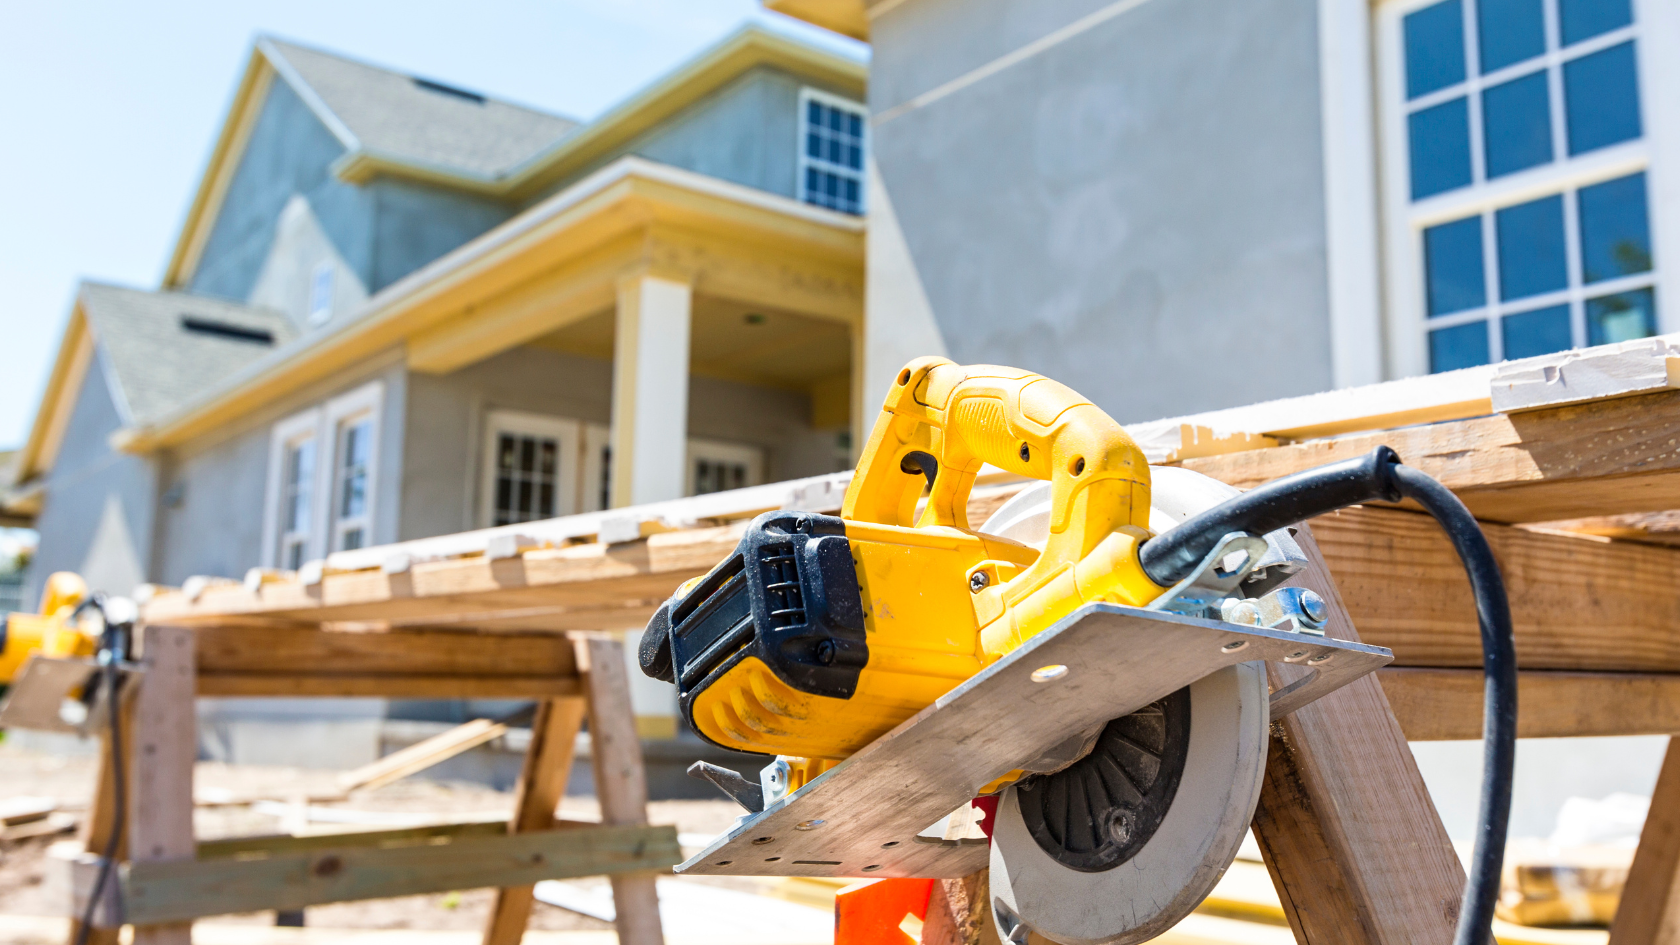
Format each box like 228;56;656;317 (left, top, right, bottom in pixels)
10;285;295;487
80;283;297;426
262;38;580;181
164;26;866;288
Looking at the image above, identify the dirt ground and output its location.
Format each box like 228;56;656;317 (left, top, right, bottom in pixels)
0;742;750;932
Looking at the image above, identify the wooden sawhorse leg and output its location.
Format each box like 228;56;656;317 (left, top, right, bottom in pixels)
581;635;665;945
1252;523;1467;944
483;695;588;945
67;625;197;945
1610;735;1680;943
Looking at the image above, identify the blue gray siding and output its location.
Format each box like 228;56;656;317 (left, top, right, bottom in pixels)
531;67;862;205
190;80;514;307
26;359;157;604
869;0;1334;420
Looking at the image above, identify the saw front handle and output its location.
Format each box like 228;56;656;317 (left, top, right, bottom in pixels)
842;358;1163;660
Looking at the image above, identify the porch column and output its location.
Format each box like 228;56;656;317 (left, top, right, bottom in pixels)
610;272;692;508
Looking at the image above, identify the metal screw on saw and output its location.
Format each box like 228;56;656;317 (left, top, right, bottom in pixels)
1298;590;1328;628
969;570;991;593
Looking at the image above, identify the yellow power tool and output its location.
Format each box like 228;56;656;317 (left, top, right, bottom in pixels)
640;357;1168;766
0;572;93;685
641;357;1519;945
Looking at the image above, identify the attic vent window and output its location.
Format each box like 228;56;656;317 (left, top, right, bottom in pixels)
413;77;486;104
181;316;275;344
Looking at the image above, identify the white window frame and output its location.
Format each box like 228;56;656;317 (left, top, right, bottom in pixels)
323;382;382;553
480;410;582;528
1376;0;1663;376
262;408;323;569
582;423;612;513
797;87;869;215
686;438;765;497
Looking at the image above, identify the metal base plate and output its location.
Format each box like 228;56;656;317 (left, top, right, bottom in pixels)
677;603;1390;878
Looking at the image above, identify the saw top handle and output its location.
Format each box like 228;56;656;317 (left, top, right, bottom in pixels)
842;357;1153;564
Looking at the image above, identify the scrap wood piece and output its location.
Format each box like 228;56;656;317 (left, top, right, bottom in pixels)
1381;668;1680;740
1609;736;1680;944
340;705;536;793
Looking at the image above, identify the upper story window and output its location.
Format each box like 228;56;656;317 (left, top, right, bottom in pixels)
1380;0;1655;373
799;89;867;215
308;261;335;326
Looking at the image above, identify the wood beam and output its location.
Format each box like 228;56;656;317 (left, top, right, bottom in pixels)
129;626;197;945
118;822;681;924
1181;388;1680;523
1312;505;1680;673
1383;668;1680;740
1609;737;1680;944
1249;524;1465;945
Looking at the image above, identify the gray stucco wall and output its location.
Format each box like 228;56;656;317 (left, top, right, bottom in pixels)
189;79;513;310
150;356;406;584
26;356;157;605
401;345;844;538
869;0;1333;421
530;67;863;206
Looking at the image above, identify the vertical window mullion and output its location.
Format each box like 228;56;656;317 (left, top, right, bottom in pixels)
1482;209;1503;360
1462;0;1487;185
1562;184;1587;347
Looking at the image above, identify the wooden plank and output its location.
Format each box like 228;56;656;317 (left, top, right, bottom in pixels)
1249;524;1465;945
921;872;987;945
1609;737;1680;944
143;526;743;626
1312;505;1680;673
198;819;511;859
128;625;197;945
1381;668;1680;740
193;625;580;676
1181;387;1680;523
581;636;665;945
483;696;588;945
118;822;681;924
342;709;531;793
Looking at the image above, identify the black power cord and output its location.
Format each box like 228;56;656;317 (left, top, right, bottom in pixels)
1138;447;1516;945
70;594;131;945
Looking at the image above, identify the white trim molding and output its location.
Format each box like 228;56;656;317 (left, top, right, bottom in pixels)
1319;0;1388;388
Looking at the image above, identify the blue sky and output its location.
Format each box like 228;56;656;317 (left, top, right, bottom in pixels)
0;1;864;451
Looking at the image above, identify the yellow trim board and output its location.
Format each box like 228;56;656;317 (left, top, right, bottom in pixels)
15;303;94;482
766;0;871;40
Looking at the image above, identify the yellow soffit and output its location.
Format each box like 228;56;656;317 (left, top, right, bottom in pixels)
16;302;95;483
764;0;871;41
117;159;863;454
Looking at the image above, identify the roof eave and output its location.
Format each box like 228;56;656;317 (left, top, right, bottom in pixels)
764;0;871;41
115;157;863;454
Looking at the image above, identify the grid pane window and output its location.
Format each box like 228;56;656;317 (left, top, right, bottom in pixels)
335;418;372;551
799;92;866;215
1418;174;1657;372
1393;0;1653;374
693;459;748;496
493;432;561;526
1401;0;1641;201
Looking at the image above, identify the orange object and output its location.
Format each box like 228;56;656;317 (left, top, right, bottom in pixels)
834;877;936;944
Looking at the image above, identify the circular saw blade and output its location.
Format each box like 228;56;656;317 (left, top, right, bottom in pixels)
989;663;1269;945
979;466;1275;944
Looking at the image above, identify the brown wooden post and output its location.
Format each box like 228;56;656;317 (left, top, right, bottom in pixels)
1251;523;1467;944
482;695;588;945
127;625;198;945
581;635;665;945
1609;736;1680;943
66;692;129;945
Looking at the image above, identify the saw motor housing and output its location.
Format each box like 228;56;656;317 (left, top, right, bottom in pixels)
640;357;1173;762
